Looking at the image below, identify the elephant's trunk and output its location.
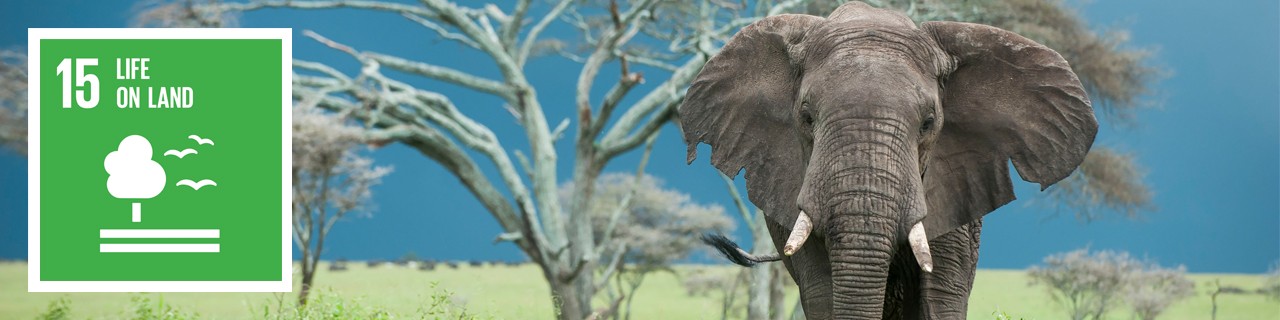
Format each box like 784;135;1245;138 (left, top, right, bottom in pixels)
829;212;896;319
800;119;925;319
820;165;908;319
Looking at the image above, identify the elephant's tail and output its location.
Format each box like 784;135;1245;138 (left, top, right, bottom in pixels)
700;233;781;267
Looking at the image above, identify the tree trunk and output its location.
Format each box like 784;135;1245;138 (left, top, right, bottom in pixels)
297;261;315;306
560;145;603;320
748;265;770;320
747;215;774;320
770;263;787;320
551;278;587;320
1210;287;1219;320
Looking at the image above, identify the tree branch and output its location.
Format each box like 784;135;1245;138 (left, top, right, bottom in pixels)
597;54;705;155
211;0;442;20
401;12;481;50
594;130;661;258
574;0;656;144
719;171;757;231
500;0;531;53
598;100;676;161
518;0;574;66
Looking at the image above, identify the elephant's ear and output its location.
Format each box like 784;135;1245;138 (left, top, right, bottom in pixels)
919;21;1098;239
680;14;822;227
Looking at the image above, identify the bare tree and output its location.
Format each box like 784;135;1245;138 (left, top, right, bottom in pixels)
135;1;814;318
1028;249;1142;320
0;50;27;155
1206;279;1249;320
567;172;734;320
292;102;391;306
1125;264;1194;320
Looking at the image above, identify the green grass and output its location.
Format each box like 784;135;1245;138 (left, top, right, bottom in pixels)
968;269;1278;320
2;262;1274;319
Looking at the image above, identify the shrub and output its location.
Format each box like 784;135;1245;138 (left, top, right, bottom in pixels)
130;294;197;320
35;297;72;320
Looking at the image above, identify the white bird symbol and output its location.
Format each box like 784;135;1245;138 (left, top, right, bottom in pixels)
163;148;199;158
188;135;215;146
176;179;218;190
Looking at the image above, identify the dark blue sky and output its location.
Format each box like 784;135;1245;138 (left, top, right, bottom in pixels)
1;0;1276;273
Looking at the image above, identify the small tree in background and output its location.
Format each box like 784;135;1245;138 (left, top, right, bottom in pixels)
1029;249;1141;320
292;102;391;306
1031;248;1201;320
680;266;749;320
1125;264;1194;320
1206;279;1250;320
0;50;26;155
1262;263;1280;300
563;171;733;320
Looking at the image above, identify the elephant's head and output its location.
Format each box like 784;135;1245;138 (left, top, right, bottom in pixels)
679;2;1096;318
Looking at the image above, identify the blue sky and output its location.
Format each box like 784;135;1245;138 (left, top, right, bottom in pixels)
1;0;1276;273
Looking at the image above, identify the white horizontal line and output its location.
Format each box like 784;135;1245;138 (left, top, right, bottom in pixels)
100;229;220;238
100;244;220;253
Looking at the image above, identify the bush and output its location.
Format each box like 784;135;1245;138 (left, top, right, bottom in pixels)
35;298;72;320
250;282;487;320
130;294;197;320
253;290;390;320
992;308;1027;320
416;282;490;320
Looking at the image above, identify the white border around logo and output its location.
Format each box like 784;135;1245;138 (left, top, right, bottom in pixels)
27;28;293;292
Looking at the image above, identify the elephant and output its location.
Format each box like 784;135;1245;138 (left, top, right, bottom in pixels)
679;2;1097;319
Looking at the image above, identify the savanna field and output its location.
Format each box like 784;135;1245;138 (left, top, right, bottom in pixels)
1;262;1274;319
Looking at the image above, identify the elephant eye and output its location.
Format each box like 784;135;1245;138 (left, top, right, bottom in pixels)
800;103;815;126
921;116;935;133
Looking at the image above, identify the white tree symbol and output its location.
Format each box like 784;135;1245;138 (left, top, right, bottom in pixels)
104;135;166;222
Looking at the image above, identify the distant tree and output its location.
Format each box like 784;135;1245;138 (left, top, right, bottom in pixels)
0;50;26;155
563;171;733;320
292;102;391;306
680;266;749;320
399;251;420;264
1263;263;1280;299
1028;249;1142;320
1206;279;1249;320
1125;264;1194;320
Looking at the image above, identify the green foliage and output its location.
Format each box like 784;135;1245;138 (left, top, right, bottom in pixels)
416;282;491;320
254;290;390;320
129;294;197;320
248;283;486;320
34;297;72;320
992;308;1027;320
8;263;1276;320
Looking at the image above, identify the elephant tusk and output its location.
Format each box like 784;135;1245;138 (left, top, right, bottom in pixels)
909;222;933;273
783;210;812;256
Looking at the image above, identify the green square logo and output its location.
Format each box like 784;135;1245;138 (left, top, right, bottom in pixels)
28;29;292;292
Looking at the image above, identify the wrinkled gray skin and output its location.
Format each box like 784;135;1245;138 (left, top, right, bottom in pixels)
679;2;1097;319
